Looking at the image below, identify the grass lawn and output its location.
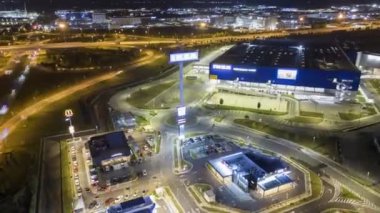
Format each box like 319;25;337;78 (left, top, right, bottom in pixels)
189;187;202;204
339;107;377;120
164;187;184;213
173;141;179;169
369;79;380;94
135;115;149;126
287;116;323;124
204;104;287;116
154;135;161;154
300;111;324;118
61;141;74;213
202;206;230;213
194;183;212;194
126;81;175;108
214;115;225;123
274;158;322;212
234;119;337;157
340;186;362;201
0;55;10;67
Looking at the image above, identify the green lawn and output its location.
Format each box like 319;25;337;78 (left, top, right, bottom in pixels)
274;158;322;212
0;55;10;67
154;135;161;154
234;119;337;157
61;142;74;213
164;187;183;213
204;104;287;116
135;115;149;126
287;116;323;124
126;81;175;108
202;206;230;213
340;186;362;201
189;187;202;204
338;107;377;120
214;115;225;123
194;183;212;194
369;79;380;94
300;111;324;118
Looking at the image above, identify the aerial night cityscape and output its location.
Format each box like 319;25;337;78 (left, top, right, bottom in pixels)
1;0;380;213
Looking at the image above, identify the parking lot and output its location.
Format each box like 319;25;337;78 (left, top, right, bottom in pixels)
64;131;169;212
182;134;235;160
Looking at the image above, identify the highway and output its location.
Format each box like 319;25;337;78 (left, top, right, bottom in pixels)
0;50;163;143
1;24;380;52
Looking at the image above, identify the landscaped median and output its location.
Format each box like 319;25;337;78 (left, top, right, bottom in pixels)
126;81;175;109
233;118;337;157
163;186;185;213
60;141;74;213
186;183;239;213
204;104;288;116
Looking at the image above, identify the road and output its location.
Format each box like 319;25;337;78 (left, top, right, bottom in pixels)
1;24;380;52
0;50;162;143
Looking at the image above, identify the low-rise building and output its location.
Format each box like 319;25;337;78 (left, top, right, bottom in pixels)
107;196;156;213
203;189;216;203
87;131;132;171
207;151;294;197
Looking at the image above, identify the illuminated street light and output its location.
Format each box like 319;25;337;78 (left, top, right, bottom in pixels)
199;22;207;28
337;13;345;20
58;22;67;30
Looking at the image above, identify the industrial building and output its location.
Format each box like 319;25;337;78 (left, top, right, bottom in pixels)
87;131;132;171
207;151;294;197
209;39;361;102
107;196;156;213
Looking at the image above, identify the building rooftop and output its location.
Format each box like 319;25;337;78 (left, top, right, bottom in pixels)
257;174;293;190
107;196;155;213
208;151;288;180
212;39;359;72
88;131;131;166
245;152;287;174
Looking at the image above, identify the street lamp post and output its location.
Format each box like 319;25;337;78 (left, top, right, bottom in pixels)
65;109;75;140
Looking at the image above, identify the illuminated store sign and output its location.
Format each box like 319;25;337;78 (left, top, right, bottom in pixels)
277;69;298;80
169;51;199;63
233;67;257;72
212;64;232;70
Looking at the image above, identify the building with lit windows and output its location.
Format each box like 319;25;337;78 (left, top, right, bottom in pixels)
209;39;361;102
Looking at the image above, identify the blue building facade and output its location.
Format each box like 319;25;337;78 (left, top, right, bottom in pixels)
209;64;361;91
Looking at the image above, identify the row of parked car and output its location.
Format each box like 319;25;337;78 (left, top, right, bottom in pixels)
182;135;217;147
70;145;83;196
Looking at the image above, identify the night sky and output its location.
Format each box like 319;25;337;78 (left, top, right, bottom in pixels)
1;0;378;11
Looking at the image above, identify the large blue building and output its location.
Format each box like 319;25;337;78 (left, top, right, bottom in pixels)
209;39;361;101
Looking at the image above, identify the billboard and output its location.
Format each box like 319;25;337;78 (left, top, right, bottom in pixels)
177;106;186;117
170;51;199;63
277;69;298;80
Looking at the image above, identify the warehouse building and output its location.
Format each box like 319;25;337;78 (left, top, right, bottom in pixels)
209;39;361;102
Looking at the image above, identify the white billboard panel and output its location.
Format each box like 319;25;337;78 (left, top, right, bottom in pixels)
170;51;199;63
277;69;298;80
177;106;186;117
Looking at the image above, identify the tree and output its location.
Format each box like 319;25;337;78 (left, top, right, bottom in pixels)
257;102;261;109
219;98;224;105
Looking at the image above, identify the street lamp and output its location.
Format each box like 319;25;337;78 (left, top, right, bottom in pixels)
65;109;75;139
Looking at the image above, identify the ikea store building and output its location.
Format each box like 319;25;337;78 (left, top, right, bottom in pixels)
209;39;361;102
